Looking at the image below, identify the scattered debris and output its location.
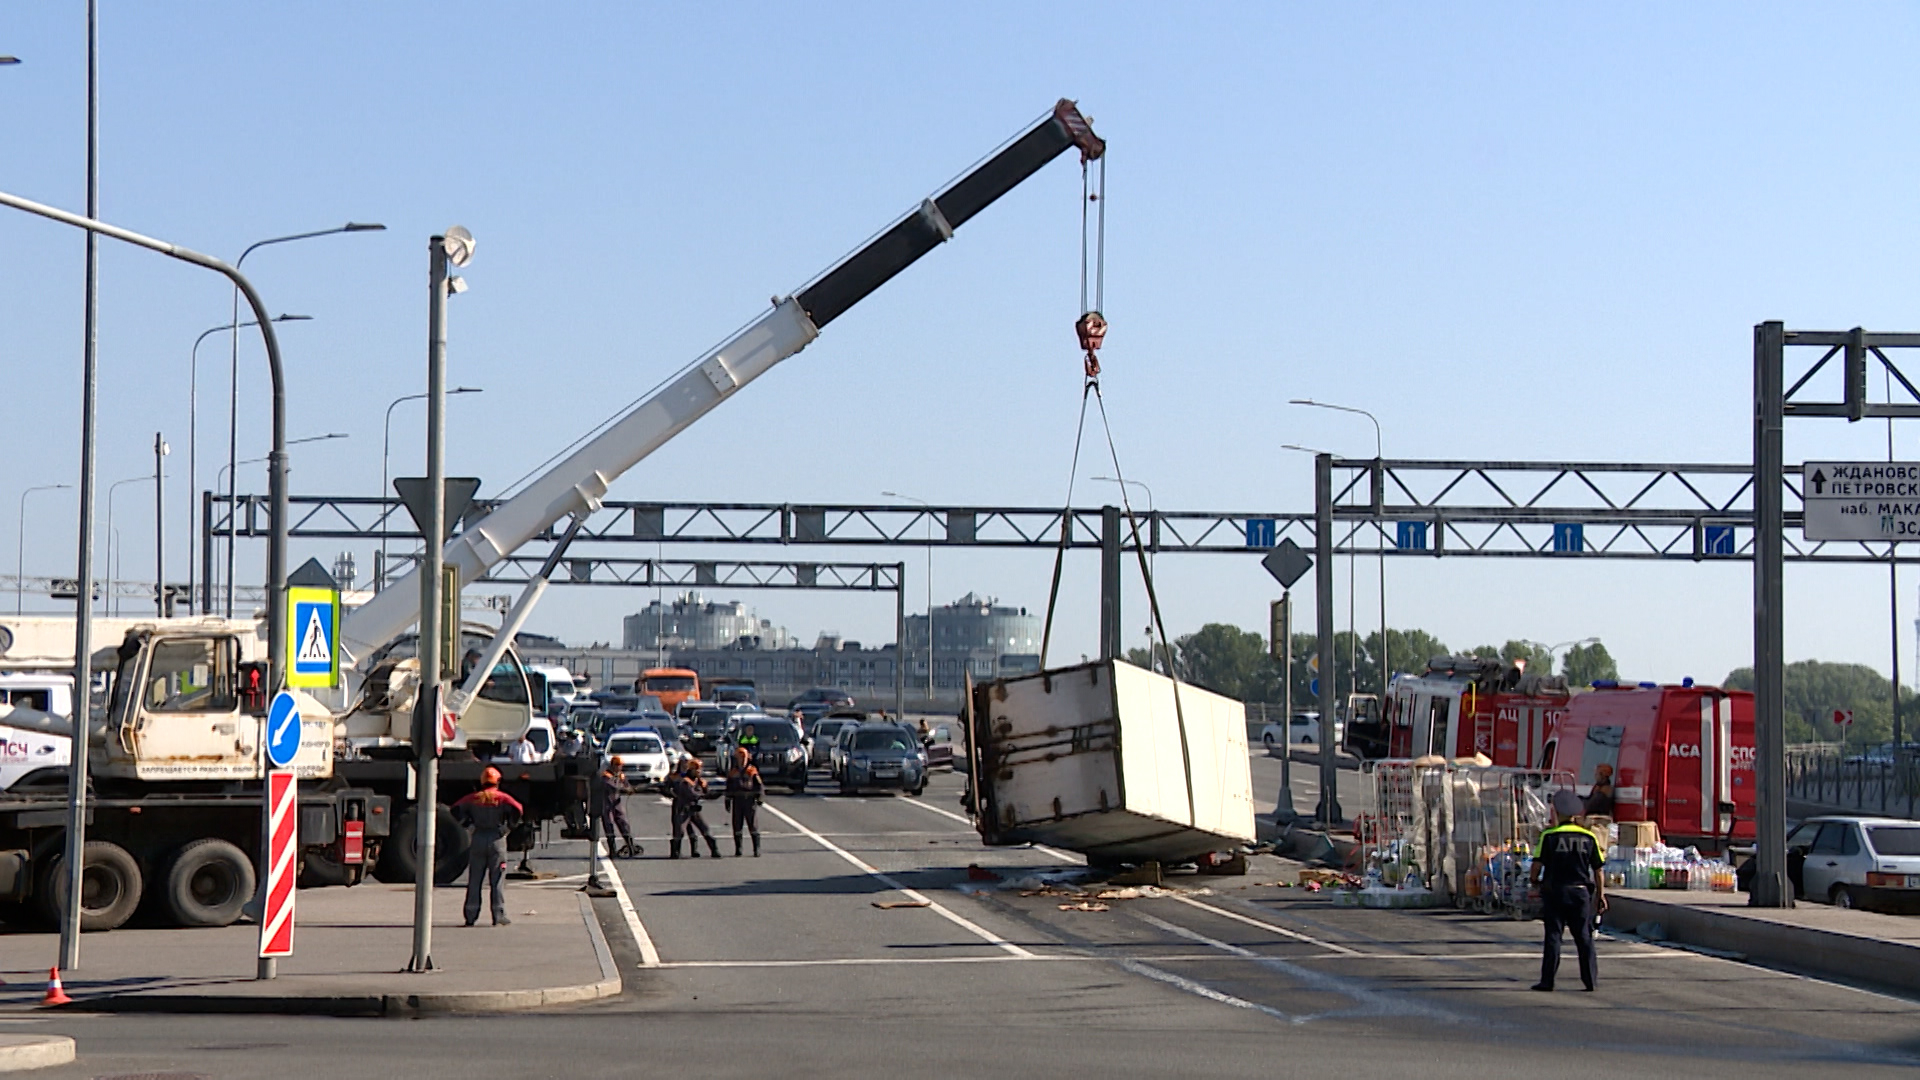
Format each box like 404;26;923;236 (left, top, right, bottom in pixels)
1107;862;1164;887
966;864;1002;882
1058;901;1110;913
873;900;932;909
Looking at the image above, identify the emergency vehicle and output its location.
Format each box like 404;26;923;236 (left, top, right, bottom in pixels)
1371;656;1755;851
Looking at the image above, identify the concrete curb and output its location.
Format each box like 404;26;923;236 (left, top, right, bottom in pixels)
0;1036;75;1072
1602;893;1920;996
73;892;622;1017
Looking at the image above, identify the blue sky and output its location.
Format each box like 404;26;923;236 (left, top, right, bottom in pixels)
5;4;1920;686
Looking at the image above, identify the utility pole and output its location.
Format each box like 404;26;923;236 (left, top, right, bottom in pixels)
154;433;168;615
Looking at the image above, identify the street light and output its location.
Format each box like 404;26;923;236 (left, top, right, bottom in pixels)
1290;399;1388;706
103;474;155;616
16;484;70;614
216;433;348;494
1089;475;1156;649
1520;637;1601;679
379;387;481;591
882;491;935;709
189;315;308;614
223;223;384;616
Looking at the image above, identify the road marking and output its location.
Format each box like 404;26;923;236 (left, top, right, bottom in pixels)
899;797;1079;862
1167;893;1362;956
604;859;660;967
762;801;1034;959
1117;957;1297;1023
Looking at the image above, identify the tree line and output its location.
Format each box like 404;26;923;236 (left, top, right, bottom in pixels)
1129;621;1909;750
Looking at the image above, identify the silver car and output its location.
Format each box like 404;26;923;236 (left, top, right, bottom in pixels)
1787;815;1920;911
807;718;857;768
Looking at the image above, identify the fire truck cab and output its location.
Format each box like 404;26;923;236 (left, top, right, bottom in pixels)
1383;656;1569;767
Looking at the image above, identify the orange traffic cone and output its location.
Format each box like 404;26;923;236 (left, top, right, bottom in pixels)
41;967;70;1007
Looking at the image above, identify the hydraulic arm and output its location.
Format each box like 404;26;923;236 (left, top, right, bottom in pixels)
342;100;1103;661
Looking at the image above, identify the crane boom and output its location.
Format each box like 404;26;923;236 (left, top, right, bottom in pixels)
342;100;1104;660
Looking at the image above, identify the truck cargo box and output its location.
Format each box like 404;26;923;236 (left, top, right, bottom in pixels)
967;658;1255;864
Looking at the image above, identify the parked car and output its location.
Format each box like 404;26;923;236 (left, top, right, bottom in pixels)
729;718;809;793
829;722;867;781
1259;712;1338;753
807;717;859;767
839;723;928;796
1783;815;1920;911
684;708;738;766
605;727;675;790
676;699;718;721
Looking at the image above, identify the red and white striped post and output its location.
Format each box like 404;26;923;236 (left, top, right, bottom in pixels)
258;770;297;965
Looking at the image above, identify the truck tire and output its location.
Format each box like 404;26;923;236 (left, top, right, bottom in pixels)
374;806;470;885
163;839;255;928
297;848;354;889
36;841;143;932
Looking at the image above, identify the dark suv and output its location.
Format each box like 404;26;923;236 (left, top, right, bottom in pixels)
729;718;809;793
839;723;927;796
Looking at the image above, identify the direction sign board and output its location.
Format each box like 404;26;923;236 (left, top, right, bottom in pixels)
1832;708;1854;727
266;690;302;769
1245;518;1277;548
1261;539;1312;589
258;769;297;959
287;585;339;689
1802;462;1920;541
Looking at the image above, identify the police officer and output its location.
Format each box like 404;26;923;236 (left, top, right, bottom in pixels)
1529;789;1606;991
598;757;641;858
451;766;525;927
671;757;722;859
725;746;764;857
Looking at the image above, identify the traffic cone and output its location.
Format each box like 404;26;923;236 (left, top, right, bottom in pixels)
41;967;71;1007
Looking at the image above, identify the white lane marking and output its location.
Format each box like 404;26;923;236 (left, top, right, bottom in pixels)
1168;894;1361;956
762;802;1035;959
1136;913;1466;1023
605;858;660;968
899;797;1079;862
1117;957;1297;1023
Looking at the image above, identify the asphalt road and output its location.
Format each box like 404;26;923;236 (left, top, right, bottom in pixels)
18;766;1920;1079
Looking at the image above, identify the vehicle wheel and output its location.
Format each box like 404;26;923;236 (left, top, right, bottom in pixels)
791;783;807;795
839;782;855;797
1262;734;1276;755
164;838;255;928
297;847;355;889
910;783;926;797
373;806;470;885
1832;884;1857;910
37;840;143;932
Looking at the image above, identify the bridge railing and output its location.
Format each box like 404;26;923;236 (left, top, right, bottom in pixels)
1785;749;1919;820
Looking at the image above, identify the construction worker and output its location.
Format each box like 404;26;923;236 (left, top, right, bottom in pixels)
451;766;525;927
1529;789;1606;991
598;757;641;859
724;746;764;857
670;757;721;859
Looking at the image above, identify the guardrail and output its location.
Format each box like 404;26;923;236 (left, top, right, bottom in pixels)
1785;751;1919;819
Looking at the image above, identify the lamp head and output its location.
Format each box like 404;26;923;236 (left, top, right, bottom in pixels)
441;225;475;268
344;222;386;233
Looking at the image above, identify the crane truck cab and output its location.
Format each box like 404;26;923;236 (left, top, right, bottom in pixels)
343;624;536;757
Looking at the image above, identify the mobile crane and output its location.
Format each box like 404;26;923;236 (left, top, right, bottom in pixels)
0;100;1105;921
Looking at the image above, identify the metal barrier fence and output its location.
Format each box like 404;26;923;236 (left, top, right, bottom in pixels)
1785;750;1919;819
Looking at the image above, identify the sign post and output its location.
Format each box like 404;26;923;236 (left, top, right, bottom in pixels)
260;559;337;979
1262;540;1311;825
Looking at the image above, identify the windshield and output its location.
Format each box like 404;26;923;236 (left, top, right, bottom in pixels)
610;735;663;755
643;676;697;693
853;729;912;752
740;724;798;747
691;712;731;732
1867;826;1920;856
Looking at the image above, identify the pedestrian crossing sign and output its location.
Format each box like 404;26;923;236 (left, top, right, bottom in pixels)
287;586;339;689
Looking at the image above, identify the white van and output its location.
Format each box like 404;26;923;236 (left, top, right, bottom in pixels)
0;673;74;790
529;664;583;706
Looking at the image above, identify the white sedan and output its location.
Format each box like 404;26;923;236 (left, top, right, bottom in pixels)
1787;815;1920;911
1259;713;1341;754
605;729;676;790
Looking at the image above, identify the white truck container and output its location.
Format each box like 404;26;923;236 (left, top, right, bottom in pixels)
966;658;1256;864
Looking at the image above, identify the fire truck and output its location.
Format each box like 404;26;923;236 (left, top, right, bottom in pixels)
1366;656;1755;850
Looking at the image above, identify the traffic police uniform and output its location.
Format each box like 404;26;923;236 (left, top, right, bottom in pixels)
1533;804;1604;991
451;768;526;927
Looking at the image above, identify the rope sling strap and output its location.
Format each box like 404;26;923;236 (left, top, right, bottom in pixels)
1033;146;1200;829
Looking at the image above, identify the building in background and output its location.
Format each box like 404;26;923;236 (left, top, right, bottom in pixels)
621;592;792;652
519;590;1039;711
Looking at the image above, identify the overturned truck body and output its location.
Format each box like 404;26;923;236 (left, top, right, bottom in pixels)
965;659;1256;865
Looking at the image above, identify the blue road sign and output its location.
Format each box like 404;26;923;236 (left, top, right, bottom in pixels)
1396;521;1428;550
1705;525;1736;556
1551;523;1584;554
1309;677;1319;697
266;690;301;769
1245;518;1276;548
290;595;337;688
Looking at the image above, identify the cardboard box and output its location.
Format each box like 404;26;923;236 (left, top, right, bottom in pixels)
1617;821;1660;849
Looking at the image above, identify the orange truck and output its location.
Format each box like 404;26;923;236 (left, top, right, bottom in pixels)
639;668;701;715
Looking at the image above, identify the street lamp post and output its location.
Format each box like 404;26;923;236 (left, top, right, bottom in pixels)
882;492;935;711
15;484;70;614
103;474;152;616
224;223;384;617
380;387;480;592
189;315;308;615
1290;400;1388;705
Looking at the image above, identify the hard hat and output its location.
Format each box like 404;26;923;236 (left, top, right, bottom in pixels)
688;757;703;773
734;747;750;763
610;756;625;768
481;766;502;786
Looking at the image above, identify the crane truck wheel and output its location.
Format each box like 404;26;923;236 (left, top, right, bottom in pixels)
36;841;143;932
373;806;471;886
163;839;255;928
